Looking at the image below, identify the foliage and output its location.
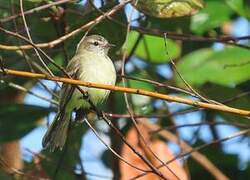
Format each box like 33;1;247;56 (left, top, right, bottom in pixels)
0;0;249;179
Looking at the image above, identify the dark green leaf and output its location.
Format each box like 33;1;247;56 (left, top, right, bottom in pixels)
201;84;250;124
175;47;250;86
191;1;233;34
0;104;50;142
188;139;250;180
226;0;250;19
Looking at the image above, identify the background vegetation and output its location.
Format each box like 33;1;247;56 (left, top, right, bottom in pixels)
0;0;249;179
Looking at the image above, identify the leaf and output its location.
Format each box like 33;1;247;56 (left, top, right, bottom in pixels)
226;0;250;19
132;0;204;18
201;84;250;124
128;73;155;113
127;31;180;64
191;1;233;34
120;123;188;180
175;47;250;86
0;104;50;142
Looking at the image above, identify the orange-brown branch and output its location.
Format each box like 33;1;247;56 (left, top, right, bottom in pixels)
1;68;250;117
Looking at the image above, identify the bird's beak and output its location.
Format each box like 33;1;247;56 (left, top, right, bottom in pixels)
106;43;115;48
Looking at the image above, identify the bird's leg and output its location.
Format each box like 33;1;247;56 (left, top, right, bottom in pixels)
74;108;87;124
78;90;103;121
82;91;89;100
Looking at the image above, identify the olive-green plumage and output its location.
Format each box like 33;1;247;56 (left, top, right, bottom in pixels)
42;35;116;151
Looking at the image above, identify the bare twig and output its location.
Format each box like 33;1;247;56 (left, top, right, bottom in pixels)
121;7;180;178
151;121;249;134
0;79;58;105
163;34;223;106
0;0;132;50
20;0;54;77
137;126;250;180
101;113;167;179
83;116;149;173
133;120;233;180
0;0;73;23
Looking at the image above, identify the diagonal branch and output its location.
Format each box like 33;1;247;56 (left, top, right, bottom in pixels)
0;0;132;50
1;68;250;117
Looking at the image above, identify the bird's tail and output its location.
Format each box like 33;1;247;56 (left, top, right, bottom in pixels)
42;111;71;152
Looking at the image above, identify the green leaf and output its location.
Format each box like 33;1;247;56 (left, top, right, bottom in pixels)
0;104;50;142
191;1;233;34
201;84;250;124
226;0;250;19
132;0;204;18
127;31;180;64
175;47;250;86
129;74;153;109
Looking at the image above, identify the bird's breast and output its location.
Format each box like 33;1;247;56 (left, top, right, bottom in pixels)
78;52;116;106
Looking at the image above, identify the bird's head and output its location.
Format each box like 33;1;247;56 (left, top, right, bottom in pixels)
76;35;114;55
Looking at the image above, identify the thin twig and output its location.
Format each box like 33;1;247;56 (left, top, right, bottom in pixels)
20;0;54;77
120;5;181;179
151;121;249;134
132;120;232;180
0;0;73;23
163;34;223;106
0;79;58;106
133;125;250;180
83;116;149;173
101;113;167;179
0;0;132;50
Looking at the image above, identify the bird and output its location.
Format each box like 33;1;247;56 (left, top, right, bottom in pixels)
42;35;116;152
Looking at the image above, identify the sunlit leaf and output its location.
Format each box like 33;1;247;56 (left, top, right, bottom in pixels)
132;0;204;18
226;0;250;19
191;1;233;34
175;47;250;86
127;31;180;64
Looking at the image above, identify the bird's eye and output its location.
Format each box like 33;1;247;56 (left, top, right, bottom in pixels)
93;41;99;46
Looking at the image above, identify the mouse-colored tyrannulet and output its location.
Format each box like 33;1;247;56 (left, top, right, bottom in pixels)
42;35;116;151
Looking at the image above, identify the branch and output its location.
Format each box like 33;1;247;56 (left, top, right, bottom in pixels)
136;120;249;180
0;0;72;23
1;68;250;117
0;0;132;50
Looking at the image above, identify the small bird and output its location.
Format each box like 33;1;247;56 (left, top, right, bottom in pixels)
42;35;116;151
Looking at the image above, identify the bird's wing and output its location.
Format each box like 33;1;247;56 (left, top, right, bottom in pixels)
59;56;82;111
